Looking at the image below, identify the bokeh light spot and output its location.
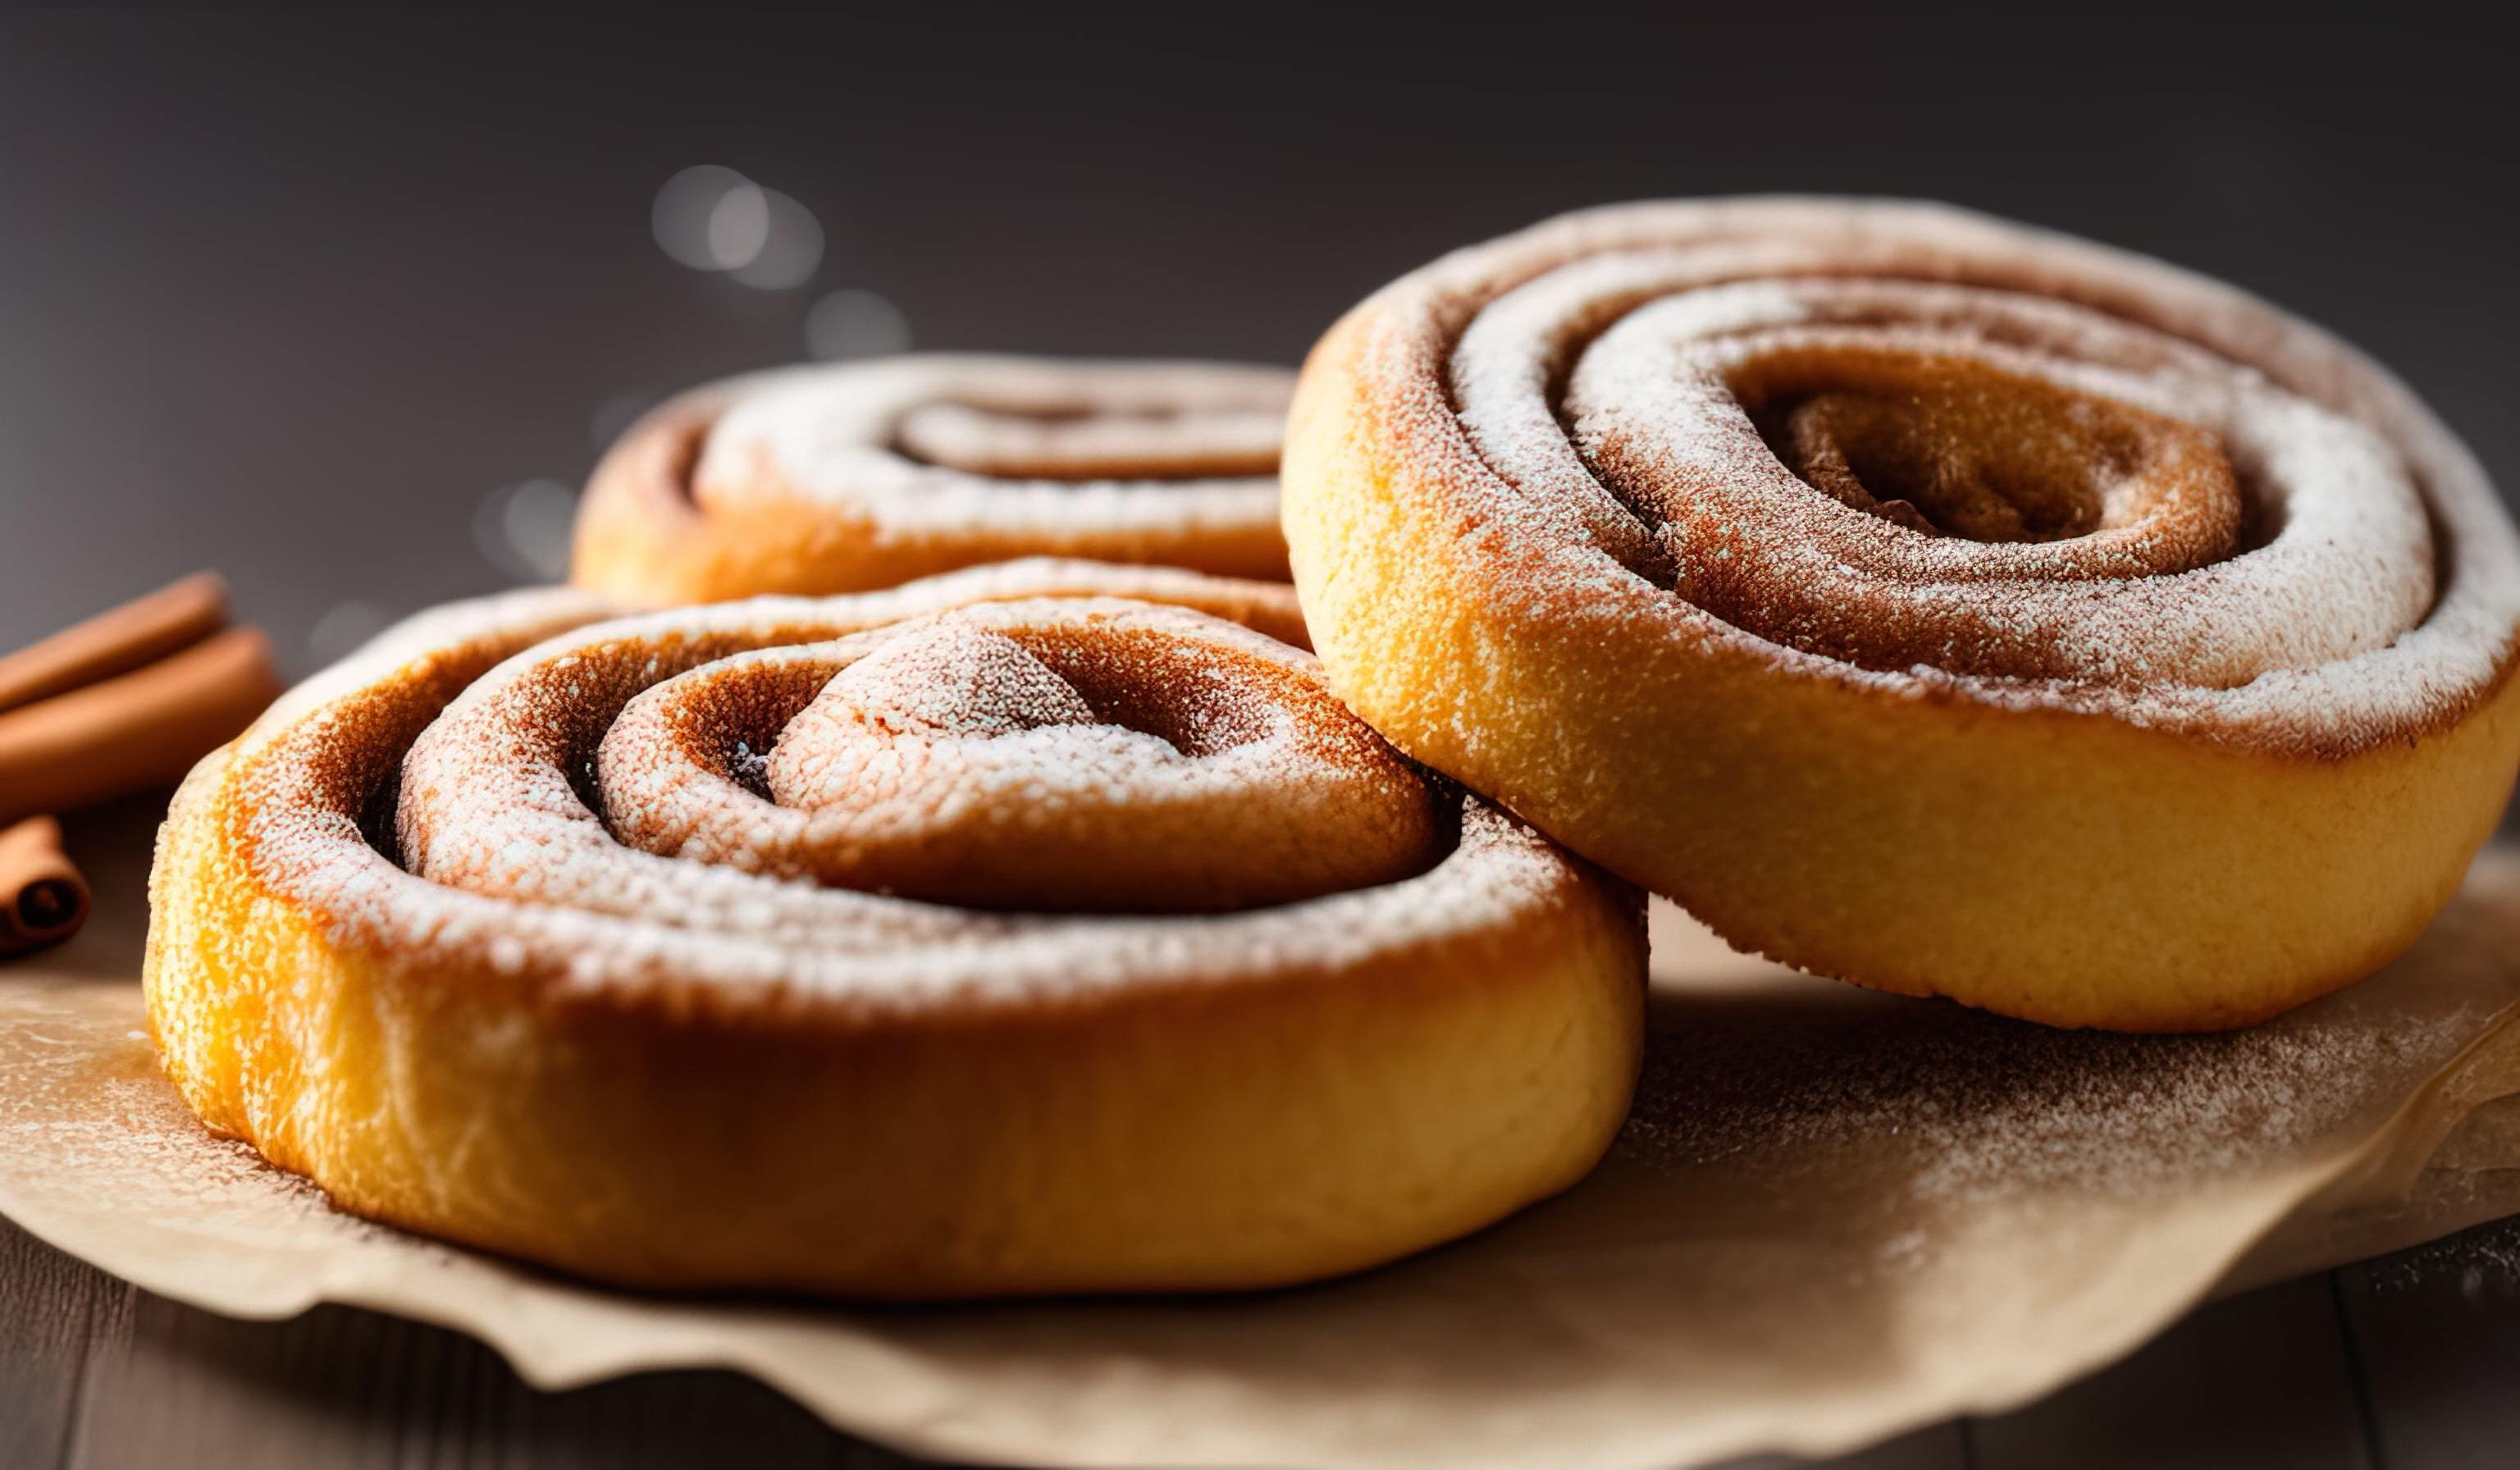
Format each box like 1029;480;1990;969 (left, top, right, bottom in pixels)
805;289;912;360
651;165;756;271
730;189;824;290
705;184;772;270
472;478;578;583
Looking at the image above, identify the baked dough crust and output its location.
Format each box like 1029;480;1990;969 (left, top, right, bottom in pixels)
1283;198;2520;1031
145;560;1644;1296
572;355;1296;603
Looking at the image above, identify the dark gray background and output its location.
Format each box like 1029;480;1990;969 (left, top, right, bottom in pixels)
2;14;2511;717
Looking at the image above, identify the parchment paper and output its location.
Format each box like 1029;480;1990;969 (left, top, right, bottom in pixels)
5;825;2519;1470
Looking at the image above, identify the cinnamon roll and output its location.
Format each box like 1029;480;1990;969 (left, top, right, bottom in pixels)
1283;198;2520;1031
572;354;1295;603
144;560;1643;1297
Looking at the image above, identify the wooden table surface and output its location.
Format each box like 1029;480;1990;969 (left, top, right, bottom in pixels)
6;1206;2519;1468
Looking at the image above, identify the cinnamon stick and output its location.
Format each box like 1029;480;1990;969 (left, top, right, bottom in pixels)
0;627;281;829
0;572;230;718
0;815;89;957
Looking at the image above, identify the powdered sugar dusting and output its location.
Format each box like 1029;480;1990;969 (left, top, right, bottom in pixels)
801;622;1101;741
1617;889;2509;1199
1564;280;2427;689
705;354;1291;544
574;605;1444;911
1358;197;2520;756
221;561;1590;1013
1622;993;2467;1199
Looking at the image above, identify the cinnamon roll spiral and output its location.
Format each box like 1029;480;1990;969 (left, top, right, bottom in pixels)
571;354;1295;603
1284;198;2520;1030
144;560;1643;1297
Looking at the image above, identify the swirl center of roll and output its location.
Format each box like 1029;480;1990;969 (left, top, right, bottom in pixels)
1739;352;2211;547
594;605;1445;913
1469;274;2436;689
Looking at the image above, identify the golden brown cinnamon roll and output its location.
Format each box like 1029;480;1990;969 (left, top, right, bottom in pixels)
1283;197;2520;1031
144;560;1643;1297
572;354;1294;603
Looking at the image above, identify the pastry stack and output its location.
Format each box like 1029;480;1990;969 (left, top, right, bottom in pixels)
144;200;2520;1297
